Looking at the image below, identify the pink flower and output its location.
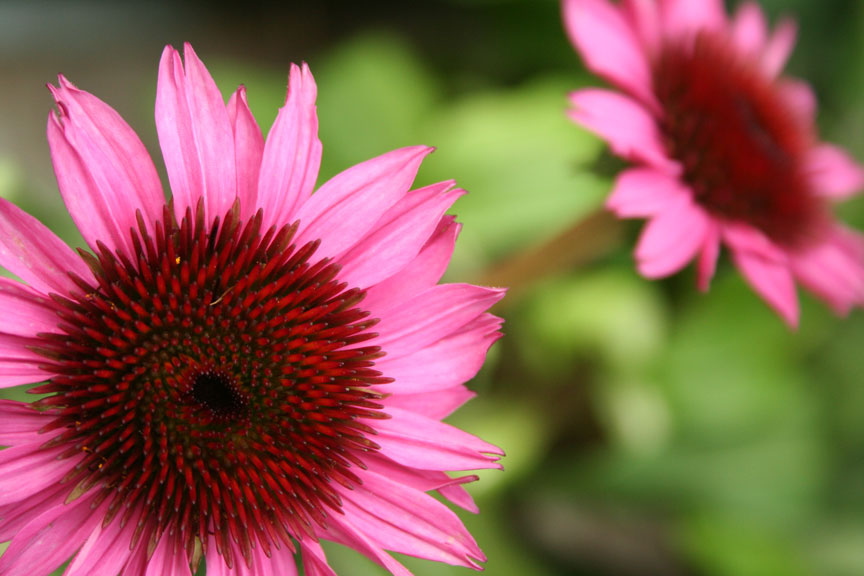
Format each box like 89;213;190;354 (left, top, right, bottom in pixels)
0;43;504;576
563;0;864;326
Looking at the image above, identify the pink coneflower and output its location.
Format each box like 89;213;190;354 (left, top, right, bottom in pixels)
563;0;864;326
0;43;504;575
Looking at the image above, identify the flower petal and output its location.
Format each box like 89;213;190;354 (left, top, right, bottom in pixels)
0;198;94;296
48;76;163;257
731;2;767;56
143;535;192;576
364;453;480;512
569;89;678;173
0;442;76;507
658;0;725;37
0;399;55;446
226;85;264;221
319;515;413;576
257;63;322;231
806;144;864;200
337;181;463;289
0;277;59;338
294;146;432;261
562;0;655;105
697;221;722;291
65;506;142;576
155;44;237;224
778;79;816;126
635;197;711;278
763;17;797;78
301;540;337;576
606;167;690;217
0;333;56;388
791;225;864;315
384;386;477;420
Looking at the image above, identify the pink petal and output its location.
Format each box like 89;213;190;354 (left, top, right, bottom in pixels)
226;85;264;222
0;442;76;507
724;224;799;326
806;144;864;200
658;0;725;37
606;167;690;217
364;453;480;512
363;215;459;314
0;493;103;576
337;181;464;289
301;540;337;576
562;0;656;105
374;406;503;472
257;63;322;231
319;515;413;576
0;277;59;338
0;198;94;296
64;506;142;576
294;146;432;261
376;314;502;394
142;535;192;576
569;89;678;173
763;17;797;78
697;221;722;291
0;482;69;542
622;0;662;54
635;197;711;278
338;469;484;569
791;226;864;315
47;76;163;256
732;2;767;56
155;44;237;224
372;283;505;361
204;537;297;576
384;386;477;420
0;399;55;446
778;79;816;126
0;333;56;388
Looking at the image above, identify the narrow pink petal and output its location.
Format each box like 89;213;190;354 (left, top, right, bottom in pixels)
791;226;864;315
0;198;94;296
0;277;59;338
697;221;722;291
763;17;797;78
338;469;484;569
658;0;725;37
376;314;502;394
606;167;690;218
635;197;711;278
623;0;662;54
778;79;816;126
731;2;767;56
0;333;57;388
337;181;463;289
732;247;799;327
0;482;69;542
0;493;103;576
143;535;192;576
226;85;264;221
320;516;413;576
371;283;505;361
0;399;54;446
569;89;678;173
806;144;864;199
375;406;503;471
562;0;655;105
257;63;322;231
64;506;142;576
364;453;480;512
48;77;163;256
301;540;337;576
294;146;432;261
384;386;477;420
205;536;297;576
0;442;76;507
156;44;237;224
363;215;459;314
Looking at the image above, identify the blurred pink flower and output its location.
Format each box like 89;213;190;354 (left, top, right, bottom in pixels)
0;43;504;575
563;0;864;326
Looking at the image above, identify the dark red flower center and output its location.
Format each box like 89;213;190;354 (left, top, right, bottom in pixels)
32;200;389;568
653;32;823;245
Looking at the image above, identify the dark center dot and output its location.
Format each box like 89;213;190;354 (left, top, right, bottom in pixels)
190;370;245;417
652;32;825;245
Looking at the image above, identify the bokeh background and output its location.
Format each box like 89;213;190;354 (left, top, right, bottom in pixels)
1;0;864;574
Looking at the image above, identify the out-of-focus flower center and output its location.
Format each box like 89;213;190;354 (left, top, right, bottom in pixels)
32;200;389;568
653;32;823;245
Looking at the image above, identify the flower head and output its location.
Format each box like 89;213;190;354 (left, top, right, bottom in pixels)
0;43;504;575
563;0;864;325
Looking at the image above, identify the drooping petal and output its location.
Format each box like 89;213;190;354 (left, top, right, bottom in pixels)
606;167;691;217
0;333;57;388
384;386;478;420
762;17;797;78
0;277;59;338
371;284;506;361
205;536;298;576
562;0;656;105
0;442;76;507
363;215;459;314
301;540;337;576
569;89;678;173
294;146;432;261
64;505;144;576
806;144;864;200
0;399;55;446
791;226;864;315
257;63;322;231
319;515;413;576
338;469;484;569
0;482;70;542
226;85;264;221
364;453;480;512
142;535;192;576
155;44;237;224
697;221;722;291
0;198;94;296
374;406;503;472
635;197;711;278
337;181;464;289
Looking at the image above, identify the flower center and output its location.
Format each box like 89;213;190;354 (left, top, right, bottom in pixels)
32;200;389;568
653;32;823;245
